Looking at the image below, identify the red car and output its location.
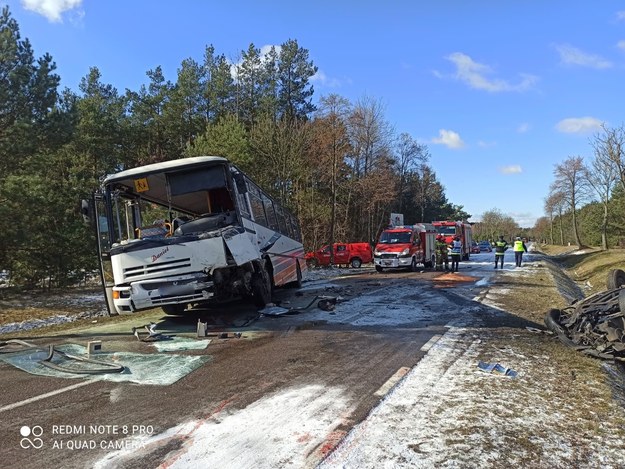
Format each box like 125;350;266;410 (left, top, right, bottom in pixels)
471;241;480;254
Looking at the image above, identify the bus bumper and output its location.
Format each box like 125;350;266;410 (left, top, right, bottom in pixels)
112;273;213;314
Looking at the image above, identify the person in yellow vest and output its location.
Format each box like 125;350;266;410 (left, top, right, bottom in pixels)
513;236;528;267
493;235;507;269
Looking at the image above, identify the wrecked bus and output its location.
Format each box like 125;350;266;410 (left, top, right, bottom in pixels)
87;156;306;315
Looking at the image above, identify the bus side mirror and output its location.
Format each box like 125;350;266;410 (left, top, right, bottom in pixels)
80;199;92;224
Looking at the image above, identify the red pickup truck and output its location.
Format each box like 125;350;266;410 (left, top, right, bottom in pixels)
306;242;373;268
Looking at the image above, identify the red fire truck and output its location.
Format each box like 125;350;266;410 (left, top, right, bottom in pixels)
431;221;473;260
306;242;373;268
373;224;437;272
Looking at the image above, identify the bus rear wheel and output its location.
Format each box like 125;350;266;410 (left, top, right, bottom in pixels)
287;261;303;288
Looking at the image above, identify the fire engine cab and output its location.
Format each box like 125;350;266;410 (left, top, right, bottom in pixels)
373;224;437;272
432;221;473;260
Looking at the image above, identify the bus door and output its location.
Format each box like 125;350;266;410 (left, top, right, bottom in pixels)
93;193;116;316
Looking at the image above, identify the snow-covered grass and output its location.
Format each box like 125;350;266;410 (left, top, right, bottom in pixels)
321;326;625;468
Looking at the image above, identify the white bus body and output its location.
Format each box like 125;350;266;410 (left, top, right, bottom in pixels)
91;156;306;315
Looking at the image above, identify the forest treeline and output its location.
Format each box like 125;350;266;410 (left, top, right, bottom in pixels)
0;7;470;288
3;6;621;289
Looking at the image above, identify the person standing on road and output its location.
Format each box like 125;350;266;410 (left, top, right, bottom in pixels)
449;236;462;272
494;235;508;269
435;235;449;271
513;236;528;267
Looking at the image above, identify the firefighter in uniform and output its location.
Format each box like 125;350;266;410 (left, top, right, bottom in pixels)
494;235;508;269
435;235;449;271
449;236;462;272
513;236;528;267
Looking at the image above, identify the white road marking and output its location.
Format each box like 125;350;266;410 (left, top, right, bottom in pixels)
374;367;410;397
0;380;95;413
420;334;443;352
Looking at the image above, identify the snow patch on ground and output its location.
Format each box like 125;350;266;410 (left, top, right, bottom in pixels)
95;385;352;469
0;312;104;335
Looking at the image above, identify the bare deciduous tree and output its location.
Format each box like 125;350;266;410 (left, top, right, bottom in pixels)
478;208;519;242
543;190;566;245
345;96;394;241
312;94;352;260
588;130;618;249
395;133;429;213
552;156;588;248
593;124;625;193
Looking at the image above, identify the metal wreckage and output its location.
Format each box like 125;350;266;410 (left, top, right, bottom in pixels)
545;269;625;362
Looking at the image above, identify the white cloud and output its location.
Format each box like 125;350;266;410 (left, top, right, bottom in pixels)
554;44;612;69
499;165;522;174
310;69;343;88
431;129;465;149
617;11;625;21
259;44;281;56
617;40;625;51
555;117;604;134
230;44;281;80
441;52;538;93
477;140;496;148
517;123;530;133
21;0;83;22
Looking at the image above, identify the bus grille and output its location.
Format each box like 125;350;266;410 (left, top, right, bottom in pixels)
123;258;193;282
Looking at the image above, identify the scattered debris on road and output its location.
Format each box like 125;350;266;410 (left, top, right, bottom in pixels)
477;360;518;378
0;339;125;374
259;295;343;316
132;322;171;342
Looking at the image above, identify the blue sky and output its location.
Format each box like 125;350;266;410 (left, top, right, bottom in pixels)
6;0;625;228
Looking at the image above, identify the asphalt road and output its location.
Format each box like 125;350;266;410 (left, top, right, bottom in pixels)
0;252;511;468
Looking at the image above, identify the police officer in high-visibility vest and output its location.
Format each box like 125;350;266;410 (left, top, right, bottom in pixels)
513;236;528;267
494;235;508;269
449;236;462;272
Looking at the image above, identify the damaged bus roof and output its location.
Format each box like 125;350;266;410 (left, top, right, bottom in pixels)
102;156;228;186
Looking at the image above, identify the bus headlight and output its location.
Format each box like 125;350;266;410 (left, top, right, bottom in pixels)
400;248;410;257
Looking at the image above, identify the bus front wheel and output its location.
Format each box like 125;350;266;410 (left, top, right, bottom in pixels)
252;265;273;307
